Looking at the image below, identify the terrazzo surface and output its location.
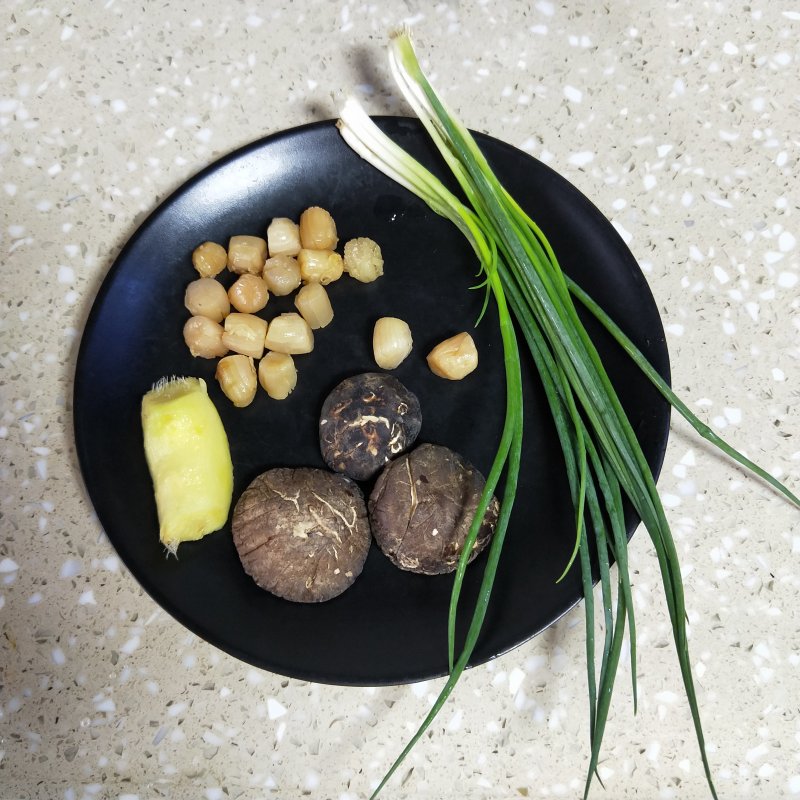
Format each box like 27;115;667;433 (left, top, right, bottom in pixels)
1;1;799;798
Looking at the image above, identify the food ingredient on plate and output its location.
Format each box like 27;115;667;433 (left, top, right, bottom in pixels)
338;29;794;800
257;351;297;400
228;273;269;313
262;254;302;295
319;372;422;481
343;236;384;282
266;216;301;257
299;205;338;250
184;277;230;322
215;354;257;407
297;248;344;284
182;316;228;358
263;312;314;355
372;316;413;369
427;332;478;380
294;281;334;329
227;234;268;275
370;443;499;574
221;312;268;359
183;208;388;405
191;240;228;277
231;467;371;602
140;376;233;554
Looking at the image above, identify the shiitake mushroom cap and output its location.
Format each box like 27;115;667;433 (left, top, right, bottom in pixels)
368;443;499;575
319;372;422;481
232;467;371;603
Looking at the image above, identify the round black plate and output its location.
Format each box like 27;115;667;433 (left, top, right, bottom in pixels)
74;118;670;686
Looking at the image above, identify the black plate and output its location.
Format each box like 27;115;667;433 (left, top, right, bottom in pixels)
74;118;669;686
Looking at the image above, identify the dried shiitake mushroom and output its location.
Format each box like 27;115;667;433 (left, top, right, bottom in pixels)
232;468;371;603
369;443;499;575
319;373;422;481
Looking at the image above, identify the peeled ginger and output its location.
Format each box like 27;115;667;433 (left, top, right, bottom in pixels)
141;377;233;554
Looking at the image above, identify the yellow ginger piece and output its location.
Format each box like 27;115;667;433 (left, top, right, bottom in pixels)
141;377;233;554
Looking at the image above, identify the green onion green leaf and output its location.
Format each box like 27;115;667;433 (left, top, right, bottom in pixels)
338;27;798;800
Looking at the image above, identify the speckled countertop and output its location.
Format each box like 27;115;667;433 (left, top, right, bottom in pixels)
2;1;799;798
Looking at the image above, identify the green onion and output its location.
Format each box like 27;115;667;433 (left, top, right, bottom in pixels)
338;28;799;800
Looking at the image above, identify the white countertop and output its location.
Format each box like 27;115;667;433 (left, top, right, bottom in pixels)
2;2;798;798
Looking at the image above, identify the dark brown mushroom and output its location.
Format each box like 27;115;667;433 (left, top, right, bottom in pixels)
319;372;422;481
368;443;499;575
231;467;371;603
